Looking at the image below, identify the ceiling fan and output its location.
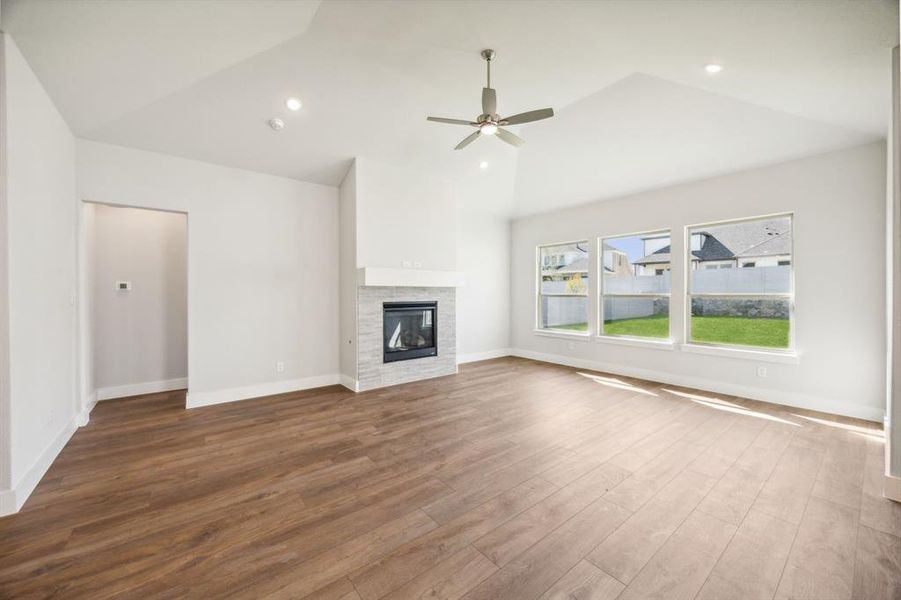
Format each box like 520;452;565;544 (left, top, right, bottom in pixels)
427;49;554;150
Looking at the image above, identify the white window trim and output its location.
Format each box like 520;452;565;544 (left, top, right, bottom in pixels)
599;231;671;342
684;212;795;354
534;328;592;340
535;240;590;334
596;335;675;350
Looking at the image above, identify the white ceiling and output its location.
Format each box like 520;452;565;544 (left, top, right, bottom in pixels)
3;0;897;216
513;73;875;215
2;0;321;134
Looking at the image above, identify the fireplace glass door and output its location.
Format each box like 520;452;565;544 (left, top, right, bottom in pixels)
383;302;438;363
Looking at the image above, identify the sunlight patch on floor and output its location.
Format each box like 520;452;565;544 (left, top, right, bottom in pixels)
659;387;800;426
790;413;882;437
688;398;801;426
577;372;658;396
662;388;743;407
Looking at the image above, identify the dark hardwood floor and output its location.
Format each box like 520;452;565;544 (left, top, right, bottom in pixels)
0;357;898;599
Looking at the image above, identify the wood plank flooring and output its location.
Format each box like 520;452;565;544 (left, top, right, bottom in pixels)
0;357;898;599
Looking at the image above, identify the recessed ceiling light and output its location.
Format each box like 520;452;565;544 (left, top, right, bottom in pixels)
268;118;286;131
479;161;488;170
704;63;723;74
285;97;303;111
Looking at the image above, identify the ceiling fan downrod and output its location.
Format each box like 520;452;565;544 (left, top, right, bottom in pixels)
482;48;495;89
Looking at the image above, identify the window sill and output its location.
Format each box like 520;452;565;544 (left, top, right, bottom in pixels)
596;336;674;350
533;329;592;341
679;343;799;364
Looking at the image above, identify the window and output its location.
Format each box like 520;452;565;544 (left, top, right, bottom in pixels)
687;215;793;350
600;232;671;339
537;242;589;333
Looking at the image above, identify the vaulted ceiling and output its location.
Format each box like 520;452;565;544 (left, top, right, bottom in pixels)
3;0;897;216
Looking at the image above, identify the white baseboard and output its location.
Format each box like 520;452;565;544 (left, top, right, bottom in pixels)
186;374;340;409
0;413;79;517
76;394;96;427
457;348;513;364
511;348;884;423
0;489;15;516
96;378;188;401
885;473;901;503
339;374;359;392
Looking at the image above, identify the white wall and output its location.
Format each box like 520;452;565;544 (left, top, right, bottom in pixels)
456;215;511;360
454;161;516;361
338;161;357;383
888;45;900;483
349;156;512;362
76;201;96;419
0;27;12;508
1;34;79;513
511;142;887;421
77;140;340;408
354;157;457;271
91;204;187;397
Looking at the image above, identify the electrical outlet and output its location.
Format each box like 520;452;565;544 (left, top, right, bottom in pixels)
413;261;422;268
402;260;412;268
276;361;285;373
757;366;767;378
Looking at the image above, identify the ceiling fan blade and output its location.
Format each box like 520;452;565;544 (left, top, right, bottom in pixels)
454;131;480;150
482;87;497;116
496;127;525;147
427;117;478;126
500;108;554;125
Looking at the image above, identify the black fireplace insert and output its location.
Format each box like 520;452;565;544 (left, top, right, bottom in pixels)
383;301;437;363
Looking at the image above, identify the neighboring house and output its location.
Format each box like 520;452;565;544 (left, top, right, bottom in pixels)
602;243;632;276
541;243;590;295
541;243;589;279
634;219;792;275
541;243;630;278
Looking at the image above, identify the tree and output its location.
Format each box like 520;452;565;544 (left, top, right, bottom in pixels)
566;273;586;295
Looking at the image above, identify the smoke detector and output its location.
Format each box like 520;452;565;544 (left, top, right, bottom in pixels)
268;118;286;131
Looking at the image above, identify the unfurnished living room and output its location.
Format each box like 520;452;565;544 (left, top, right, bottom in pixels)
0;1;900;598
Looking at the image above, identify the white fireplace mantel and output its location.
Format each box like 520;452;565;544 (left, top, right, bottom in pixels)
357;267;465;288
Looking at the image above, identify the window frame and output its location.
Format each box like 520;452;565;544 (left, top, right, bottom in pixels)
535;240;590;336
684;212;795;353
598;229;672;342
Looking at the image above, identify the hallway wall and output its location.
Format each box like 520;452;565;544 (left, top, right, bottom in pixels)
91;204;187;399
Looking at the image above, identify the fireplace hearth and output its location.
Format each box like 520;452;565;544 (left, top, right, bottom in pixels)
383;301;438;363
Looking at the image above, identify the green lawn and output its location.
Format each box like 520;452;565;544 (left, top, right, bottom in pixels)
690;316;789;348
550;314;790;348
604;314;669;339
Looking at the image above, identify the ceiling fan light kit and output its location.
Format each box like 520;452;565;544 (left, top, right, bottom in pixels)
427;49;555;150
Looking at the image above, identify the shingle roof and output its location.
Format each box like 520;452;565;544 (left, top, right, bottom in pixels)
555;257;589;273
633;252;672;265
634;219;791;265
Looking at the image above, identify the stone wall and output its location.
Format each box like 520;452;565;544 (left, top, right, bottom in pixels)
356;286;456;391
691;296;789;319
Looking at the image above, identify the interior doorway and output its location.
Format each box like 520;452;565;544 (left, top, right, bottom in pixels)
83;203;188;404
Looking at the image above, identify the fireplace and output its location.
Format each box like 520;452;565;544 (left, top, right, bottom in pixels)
383;301;438;363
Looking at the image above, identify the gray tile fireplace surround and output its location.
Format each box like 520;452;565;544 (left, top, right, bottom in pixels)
356;286;456;391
